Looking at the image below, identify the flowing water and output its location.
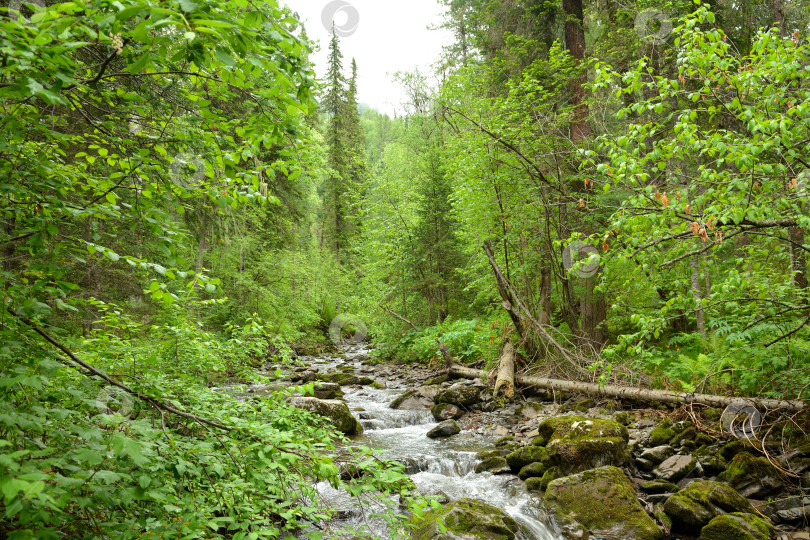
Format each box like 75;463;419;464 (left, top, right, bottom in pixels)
309;346;559;539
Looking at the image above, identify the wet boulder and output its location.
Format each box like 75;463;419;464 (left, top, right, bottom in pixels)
543;466;664;540
435;382;481;407
699;512;774;540
475;456;511;475
288;397;363;435
529;415;628;485
717;452;783;498
426;419;461;439
663;480;755;534
312;382;343;400
409;497;520;540
431;402;464;421
505;446;547;473
389;390;432;410
316;371;374;386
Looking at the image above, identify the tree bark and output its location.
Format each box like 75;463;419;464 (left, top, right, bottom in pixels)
494;342;516;399
449;364;804;412
691;253;706;336
580;273;607;347
482;240;538;357
562;0;590;140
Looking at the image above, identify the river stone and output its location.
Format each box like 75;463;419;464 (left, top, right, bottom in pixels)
518;461;548;480
505;446;547;472
287;397;363;435
432;402;464;421
641;480;680;494
663;480;755;533
475;456;511;475
389;390;432;410
543;466;664;540
427;419;461;439
316;371;374;386
699;512;774;540
409;497;520;540
529;415;628;484
763;495;810;523
312;382;343;400
654;454;697;482
641;445;676;464
436;382;481;407
717;452;783;498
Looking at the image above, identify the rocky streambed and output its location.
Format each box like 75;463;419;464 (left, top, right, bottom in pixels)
276;345;810;540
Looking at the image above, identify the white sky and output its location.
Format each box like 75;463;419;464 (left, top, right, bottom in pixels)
282;0;453;116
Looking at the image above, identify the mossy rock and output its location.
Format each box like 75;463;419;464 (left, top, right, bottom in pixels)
389;390;415;409
409;498;520;540
316;371;373;386
505;446;547;472
475;456;509;474
424;374;449;385
650;425;677;446
495;436;515;447
559;399;594;413
696;433;715;446
518;461;548;480
663;480;755;533
672;427;698;446
431;402;464;421
288;397;363;435
534;415;628;475
614;411;635;425
717;452;783;498
641;480;679;494
543;466;664;540
718;440;749;462
477;449;503;460
436;383;481;407
698;512;774;540
524;476;544;492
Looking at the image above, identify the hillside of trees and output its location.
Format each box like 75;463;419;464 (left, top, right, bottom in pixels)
2;0;810;537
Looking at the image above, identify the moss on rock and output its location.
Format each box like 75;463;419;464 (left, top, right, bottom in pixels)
409;498;520;540
543;466;664;540
435;383;481;407
699;512;774;540
475;456;509;474
288;397;363;435
505;446;547;472
717;452;784;498
518;461;548;480
663;480;754;534
527;415;628;478
650;425;677;446
641;480;679;494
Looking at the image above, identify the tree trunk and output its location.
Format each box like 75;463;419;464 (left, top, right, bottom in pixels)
772;0;786;34
580;273;607;348
494;342;516;399
482;240;537;356
563;0;590;141
691;253;706;336
789;227;808;291
449;364;804;412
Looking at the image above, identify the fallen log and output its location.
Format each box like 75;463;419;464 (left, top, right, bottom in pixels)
449;364;805;413
493;342;516;399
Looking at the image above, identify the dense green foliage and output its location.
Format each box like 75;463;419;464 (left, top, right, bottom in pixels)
3;0;810;536
0;1;419;537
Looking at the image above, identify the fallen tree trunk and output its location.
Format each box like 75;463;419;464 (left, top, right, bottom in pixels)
449;364;805;413
493;342;516;399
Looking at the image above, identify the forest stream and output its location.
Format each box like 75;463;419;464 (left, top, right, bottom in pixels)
307;345;557;539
